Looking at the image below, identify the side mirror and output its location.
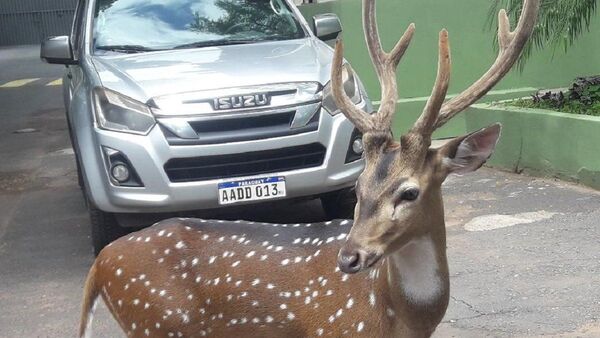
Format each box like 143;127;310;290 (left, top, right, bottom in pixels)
313;14;342;41
41;36;77;65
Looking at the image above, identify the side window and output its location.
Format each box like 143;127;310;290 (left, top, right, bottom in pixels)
71;0;87;57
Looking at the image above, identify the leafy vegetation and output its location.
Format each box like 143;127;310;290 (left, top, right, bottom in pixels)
508;76;600;116
488;0;598;70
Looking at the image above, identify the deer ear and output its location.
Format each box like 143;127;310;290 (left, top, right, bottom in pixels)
438;123;502;174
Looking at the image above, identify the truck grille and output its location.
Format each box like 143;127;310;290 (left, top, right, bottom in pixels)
159;105;321;146
190;111;295;134
164;143;327;182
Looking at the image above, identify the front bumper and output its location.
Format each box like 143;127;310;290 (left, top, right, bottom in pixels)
84;105;366;213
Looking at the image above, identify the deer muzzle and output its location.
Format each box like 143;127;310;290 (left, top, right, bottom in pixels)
338;241;382;274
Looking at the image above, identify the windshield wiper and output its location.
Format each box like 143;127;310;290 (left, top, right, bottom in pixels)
96;45;164;54
173;39;261;50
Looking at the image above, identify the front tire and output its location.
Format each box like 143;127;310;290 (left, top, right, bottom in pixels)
321;188;357;220
88;201;128;256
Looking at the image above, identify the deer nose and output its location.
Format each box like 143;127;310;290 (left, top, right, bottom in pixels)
338;248;362;274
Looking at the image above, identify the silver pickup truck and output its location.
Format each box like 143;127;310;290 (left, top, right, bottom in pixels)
41;0;371;254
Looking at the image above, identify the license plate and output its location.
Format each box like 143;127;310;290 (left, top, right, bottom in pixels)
218;176;286;205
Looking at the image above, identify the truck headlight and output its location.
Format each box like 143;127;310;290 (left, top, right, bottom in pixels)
93;87;156;135
322;64;362;116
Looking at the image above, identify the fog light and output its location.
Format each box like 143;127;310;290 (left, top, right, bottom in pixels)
352;138;364;155
111;163;130;183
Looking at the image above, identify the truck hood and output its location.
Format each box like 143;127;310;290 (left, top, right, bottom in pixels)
91;38;334;103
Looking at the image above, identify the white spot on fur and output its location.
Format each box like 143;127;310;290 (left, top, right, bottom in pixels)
369;292;376;306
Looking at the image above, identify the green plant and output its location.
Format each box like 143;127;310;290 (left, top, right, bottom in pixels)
507;76;600;116
488;0;598;70
570;77;600;105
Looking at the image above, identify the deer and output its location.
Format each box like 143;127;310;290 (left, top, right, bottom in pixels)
79;0;539;337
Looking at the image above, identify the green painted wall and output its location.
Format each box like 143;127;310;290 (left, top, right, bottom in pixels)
300;0;600;100
462;105;600;189
300;0;600;133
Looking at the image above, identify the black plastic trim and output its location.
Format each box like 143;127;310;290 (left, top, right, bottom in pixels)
345;129;363;163
164;143;327;182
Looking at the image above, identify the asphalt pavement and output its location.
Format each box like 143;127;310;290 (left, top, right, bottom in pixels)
0;45;598;338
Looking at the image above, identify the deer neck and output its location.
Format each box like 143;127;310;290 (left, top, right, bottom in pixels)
379;207;450;332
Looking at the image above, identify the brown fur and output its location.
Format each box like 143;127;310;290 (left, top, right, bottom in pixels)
80;218;446;337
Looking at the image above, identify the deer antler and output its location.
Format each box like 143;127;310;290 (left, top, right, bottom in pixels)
410;29;451;137
331;41;375;133
432;0;540;129
332;0;415;134
334;0;539;143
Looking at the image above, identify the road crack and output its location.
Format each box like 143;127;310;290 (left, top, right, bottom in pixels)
447;296;518;323
450;295;485;315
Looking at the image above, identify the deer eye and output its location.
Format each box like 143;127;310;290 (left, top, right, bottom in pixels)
400;188;420;201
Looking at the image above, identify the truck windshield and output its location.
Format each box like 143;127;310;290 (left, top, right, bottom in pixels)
92;0;307;53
